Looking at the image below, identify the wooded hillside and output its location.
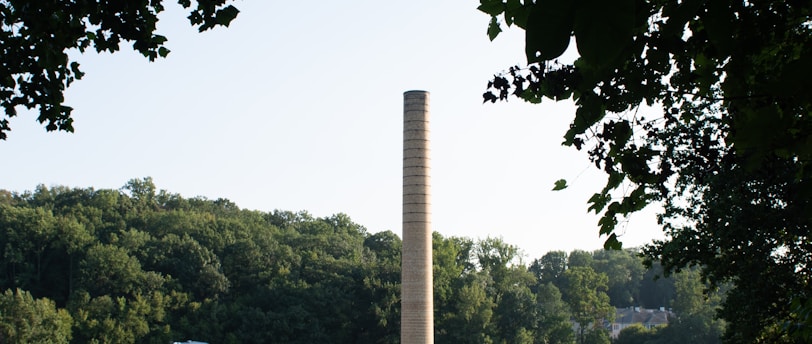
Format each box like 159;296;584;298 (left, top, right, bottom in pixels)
0;178;722;343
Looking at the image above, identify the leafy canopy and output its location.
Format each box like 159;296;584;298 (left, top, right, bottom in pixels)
0;0;240;139
479;0;811;341
478;0;812;250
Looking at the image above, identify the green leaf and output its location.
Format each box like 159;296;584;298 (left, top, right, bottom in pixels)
597;212;618;235
477;0;505;16
660;0;702;38
215;5;240;26
603;233;622;250
69;62;84;79
573;0;634;67
552;179;569;191
564;92;604;145
504;0;528;27
153;35;168;45
616;186;648;215
487;16;503;41
608;120;632;154
525;0;574;63
158;47;170;58
588;192;610;213
619;151;650;181
604;172;624;192
704;1;735;54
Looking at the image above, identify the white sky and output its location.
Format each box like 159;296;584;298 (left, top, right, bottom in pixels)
0;1;664;260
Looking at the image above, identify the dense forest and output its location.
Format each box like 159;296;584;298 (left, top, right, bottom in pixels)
0;178;723;343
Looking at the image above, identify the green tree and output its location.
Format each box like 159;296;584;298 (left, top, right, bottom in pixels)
583;328;610;344
475;237;538;343
671;268;706;316
656;268;724;344
615;324;656;344
561;266;613;344
0;1;239;139
529;250;568;287
4;180;725;343
0;204;95;306
356;230;401;343
592;249;644;307
68;291;172;344
637;262;675;310
144;233;228;300
77;244;164;298
433;232;464;318
0;288;72;344
646;156;805;343
493;272;537;344
476;236;522;272
478;1;811;341
567;250;593;268
0;206;59;295
435;236;541;343
366;230;402;264
122;177;158;209
656;316;724;344
221;238;276;295
479;0;812;248
439;272;497;343
535;282;575;344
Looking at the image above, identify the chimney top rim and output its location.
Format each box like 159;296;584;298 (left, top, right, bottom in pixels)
404;90;429;95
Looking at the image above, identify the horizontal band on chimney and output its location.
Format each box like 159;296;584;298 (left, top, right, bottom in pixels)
403;143;429;150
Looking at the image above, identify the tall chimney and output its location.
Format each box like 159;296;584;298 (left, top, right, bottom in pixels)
401;90;433;343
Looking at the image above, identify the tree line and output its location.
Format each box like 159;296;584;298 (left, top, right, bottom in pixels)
0;178;722;343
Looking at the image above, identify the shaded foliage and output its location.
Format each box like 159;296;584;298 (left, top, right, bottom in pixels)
479;0;812;341
0;1;239;139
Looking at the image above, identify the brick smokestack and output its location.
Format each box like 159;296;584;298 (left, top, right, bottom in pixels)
401;90;433;343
